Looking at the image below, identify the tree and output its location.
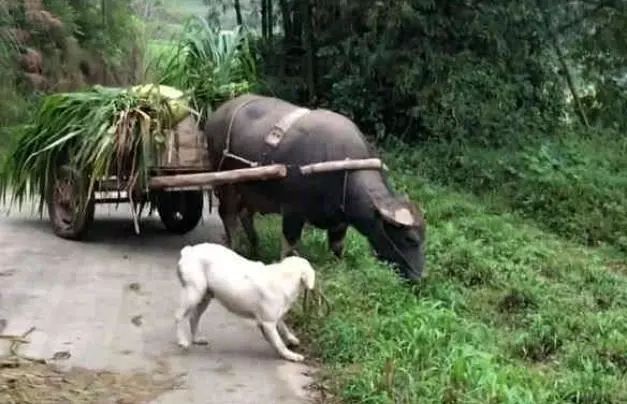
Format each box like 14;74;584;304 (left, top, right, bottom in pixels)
217;0;627;139
235;0;243;26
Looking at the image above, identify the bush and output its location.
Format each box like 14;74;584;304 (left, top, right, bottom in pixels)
389;131;627;251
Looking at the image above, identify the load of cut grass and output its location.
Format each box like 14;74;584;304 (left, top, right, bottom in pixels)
0;84;192;209
155;17;258;117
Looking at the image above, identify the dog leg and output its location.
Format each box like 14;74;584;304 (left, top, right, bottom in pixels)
258;321;304;362
277;319;300;347
175;286;205;349
190;291;212;345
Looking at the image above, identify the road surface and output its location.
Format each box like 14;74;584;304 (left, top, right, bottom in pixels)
0;201;313;403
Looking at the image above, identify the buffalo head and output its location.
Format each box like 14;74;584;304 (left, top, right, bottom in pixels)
368;193;426;281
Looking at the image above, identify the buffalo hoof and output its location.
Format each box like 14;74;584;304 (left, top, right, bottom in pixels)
331;246;344;259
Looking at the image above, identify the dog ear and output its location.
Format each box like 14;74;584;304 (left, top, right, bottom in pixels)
300;264;316;290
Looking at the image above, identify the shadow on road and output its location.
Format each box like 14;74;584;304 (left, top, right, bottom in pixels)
2;209;225;255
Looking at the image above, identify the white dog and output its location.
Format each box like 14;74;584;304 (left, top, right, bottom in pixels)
175;242;316;362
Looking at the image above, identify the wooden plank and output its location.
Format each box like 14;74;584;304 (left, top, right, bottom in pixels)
149;164;287;190
300;158;384;175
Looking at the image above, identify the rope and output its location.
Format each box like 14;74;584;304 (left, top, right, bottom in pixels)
217;98;261;171
379;221;416;275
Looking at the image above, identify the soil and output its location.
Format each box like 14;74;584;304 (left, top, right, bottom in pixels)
0;361;182;404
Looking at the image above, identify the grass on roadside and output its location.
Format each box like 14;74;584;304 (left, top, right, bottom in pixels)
390;132;627;252
239;149;627;403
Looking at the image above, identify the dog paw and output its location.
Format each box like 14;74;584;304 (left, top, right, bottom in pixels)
284;352;304;362
177;340;191;349
286;336;300;347
192;338;210;346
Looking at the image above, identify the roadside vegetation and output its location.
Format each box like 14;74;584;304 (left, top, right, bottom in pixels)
1;1;625;403
269;150;627;402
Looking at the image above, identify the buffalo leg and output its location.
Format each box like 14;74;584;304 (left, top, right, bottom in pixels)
327;223;348;258
281;210;305;259
216;185;240;247
240;208;259;256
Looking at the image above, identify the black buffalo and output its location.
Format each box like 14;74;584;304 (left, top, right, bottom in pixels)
204;94;426;281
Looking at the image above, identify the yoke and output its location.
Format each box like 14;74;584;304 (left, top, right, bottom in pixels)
152;100;386;192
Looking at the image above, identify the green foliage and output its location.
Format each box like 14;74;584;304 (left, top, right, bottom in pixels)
155;17;258;117
0;85;188;208
246;156;627;402
246;0;627;144
0;0;149;166
0;3;31;127
254;0;568;144
393;132;627;251
566;0;627;131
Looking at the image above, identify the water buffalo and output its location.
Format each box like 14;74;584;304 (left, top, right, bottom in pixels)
204;94;426;281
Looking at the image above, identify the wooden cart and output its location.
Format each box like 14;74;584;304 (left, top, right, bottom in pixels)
46;115;383;240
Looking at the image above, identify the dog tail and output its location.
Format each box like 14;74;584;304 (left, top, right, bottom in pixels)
181;245;194;256
177;245;194;286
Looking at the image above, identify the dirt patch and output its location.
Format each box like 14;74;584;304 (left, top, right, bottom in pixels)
0;361;182;403
0;269;16;277
0;326;182;403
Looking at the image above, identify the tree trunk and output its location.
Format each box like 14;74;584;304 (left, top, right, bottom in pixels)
261;0;268;37
267;0;274;39
278;0;291;36
278;0;291;76
536;0;589;128
551;31;590;128
291;0;303;42
234;0;243;26
302;0;316;102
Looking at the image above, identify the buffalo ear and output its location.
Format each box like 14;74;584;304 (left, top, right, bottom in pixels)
370;192;417;227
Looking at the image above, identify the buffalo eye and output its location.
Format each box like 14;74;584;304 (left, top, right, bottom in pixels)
404;234;419;245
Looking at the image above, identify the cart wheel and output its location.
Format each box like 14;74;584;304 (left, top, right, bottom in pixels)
156;191;203;234
47;165;95;240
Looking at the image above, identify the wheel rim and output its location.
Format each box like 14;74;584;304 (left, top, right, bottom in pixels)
170;193;186;222
53;176;77;230
50;168;89;233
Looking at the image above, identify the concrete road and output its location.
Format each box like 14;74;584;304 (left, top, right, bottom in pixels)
0;201;313;403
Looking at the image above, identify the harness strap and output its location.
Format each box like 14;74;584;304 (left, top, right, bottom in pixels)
218;100;311;170
264;107;311;148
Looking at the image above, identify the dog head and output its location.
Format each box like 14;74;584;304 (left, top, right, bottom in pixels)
281;256;316;290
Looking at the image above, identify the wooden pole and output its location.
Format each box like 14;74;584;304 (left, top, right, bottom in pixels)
149;164;287;190
300;158;384;175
